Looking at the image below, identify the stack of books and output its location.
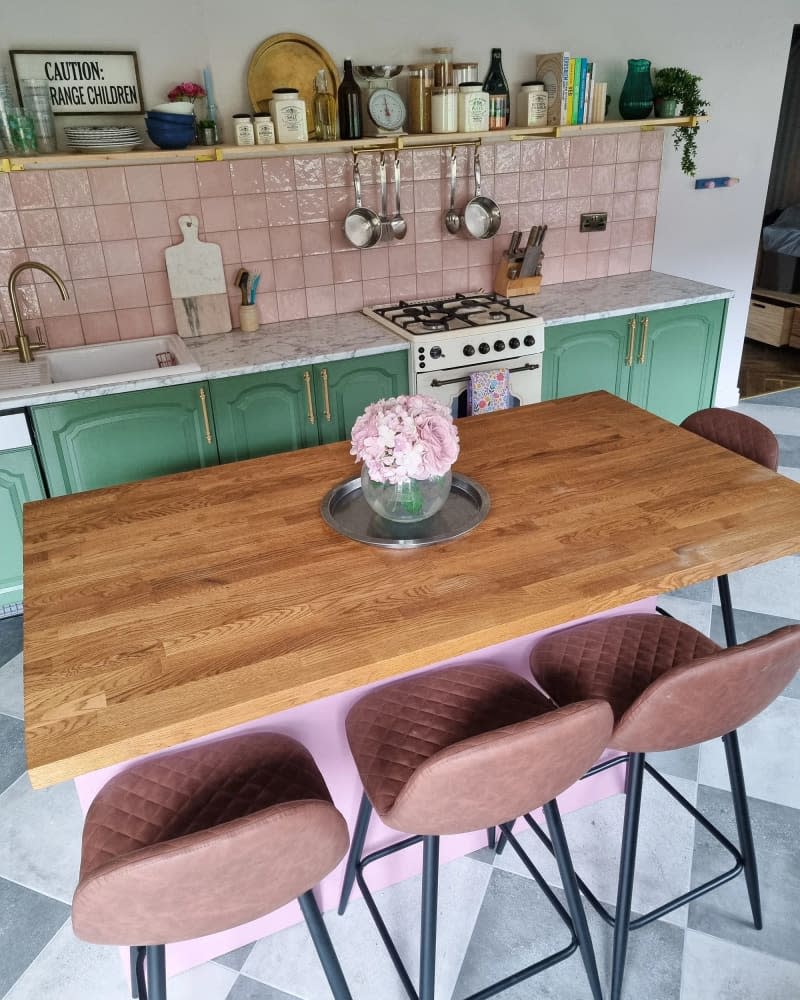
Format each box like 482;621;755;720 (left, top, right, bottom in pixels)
535;53;607;126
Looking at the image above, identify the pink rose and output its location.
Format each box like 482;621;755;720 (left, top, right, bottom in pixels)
416;411;460;478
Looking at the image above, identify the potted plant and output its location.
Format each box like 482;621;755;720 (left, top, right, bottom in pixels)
652;67;710;176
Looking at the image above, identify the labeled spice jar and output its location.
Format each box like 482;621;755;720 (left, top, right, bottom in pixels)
431;86;458;133
407;63;433;134
269;88;309;143
232;113;255;146
517;81;548;127
458;83;490;132
254;113;276;144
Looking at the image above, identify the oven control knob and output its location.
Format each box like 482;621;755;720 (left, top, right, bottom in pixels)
463;344;475;357
509;337;520;349
494;340;505;352
523;334;536;347
479;342;491;355
430;346;443;359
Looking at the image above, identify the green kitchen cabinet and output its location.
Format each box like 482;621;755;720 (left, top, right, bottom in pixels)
542;300;726;424
211;351;408;462
32;382;219;496
0;447;45;607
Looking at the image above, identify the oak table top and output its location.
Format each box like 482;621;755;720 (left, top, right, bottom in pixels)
23;391;800;788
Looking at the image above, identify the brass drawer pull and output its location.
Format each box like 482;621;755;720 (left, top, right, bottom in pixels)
320;367;332;422
303;370;316;424
625;316;636;367
637;315;649;364
198;387;213;444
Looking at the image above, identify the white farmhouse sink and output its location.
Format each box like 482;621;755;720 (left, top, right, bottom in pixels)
43;335;201;387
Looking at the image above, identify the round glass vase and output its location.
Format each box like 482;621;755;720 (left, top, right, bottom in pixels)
618;59;654;120
360;467;452;523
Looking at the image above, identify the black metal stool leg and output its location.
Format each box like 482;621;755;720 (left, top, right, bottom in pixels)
338;793;373;915
610;752;645;1000
543;800;603;1000
723;730;763;929
419;836;439;1000
145;945;167;1000
298;889;354;1000
717;574;738;647
129;947;142;998
486;827;496;850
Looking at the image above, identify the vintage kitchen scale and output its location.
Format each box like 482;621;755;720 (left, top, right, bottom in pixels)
356;65;407;136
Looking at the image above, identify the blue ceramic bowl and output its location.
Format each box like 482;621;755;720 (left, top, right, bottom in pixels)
146;122;196;150
146;110;195;125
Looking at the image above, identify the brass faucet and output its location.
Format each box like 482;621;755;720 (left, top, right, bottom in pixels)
2;261;69;363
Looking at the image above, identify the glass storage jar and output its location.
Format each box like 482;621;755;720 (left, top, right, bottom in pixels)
431;46;454;87
407;64;433;134
452;62;479;88
431;86;458;133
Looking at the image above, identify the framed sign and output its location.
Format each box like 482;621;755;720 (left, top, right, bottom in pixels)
10;50;144;115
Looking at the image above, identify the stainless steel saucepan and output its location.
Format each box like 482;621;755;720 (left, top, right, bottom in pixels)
462;147;501;240
343;159;382;249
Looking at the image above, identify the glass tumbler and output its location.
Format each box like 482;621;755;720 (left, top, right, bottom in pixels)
8;108;37;155
21;79;57;153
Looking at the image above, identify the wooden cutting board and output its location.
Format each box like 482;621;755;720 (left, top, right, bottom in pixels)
165;215;232;339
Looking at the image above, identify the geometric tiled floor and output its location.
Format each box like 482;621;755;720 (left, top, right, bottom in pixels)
2;388;799;999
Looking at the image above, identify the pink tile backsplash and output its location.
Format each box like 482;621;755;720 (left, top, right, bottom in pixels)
0;139;666;343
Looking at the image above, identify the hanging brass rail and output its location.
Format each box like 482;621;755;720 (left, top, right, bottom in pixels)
351;136;481;158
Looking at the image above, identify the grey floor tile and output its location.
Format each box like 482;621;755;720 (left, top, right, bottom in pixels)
688;786;800;964
744;387;800;409
735;401;800;435
466;845;496;866
454;870;683;1000
723;555;800;621
776;433;800;467
654;595;712;635
778;465;800;483
0;878;69;996
648;746;699;782
0;616;22;668
227;975;303;999
0;654;22;719
663;579;713;604
0;714;24;795
215;941;256;972
709;605;800;649
680;929;800;1000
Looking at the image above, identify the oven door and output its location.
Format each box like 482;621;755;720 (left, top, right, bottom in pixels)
415;356;542;417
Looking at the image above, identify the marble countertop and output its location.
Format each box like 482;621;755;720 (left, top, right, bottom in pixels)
0;271;732;411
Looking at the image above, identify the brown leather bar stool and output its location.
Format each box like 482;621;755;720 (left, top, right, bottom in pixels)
527;613;800;1000
679;407;780;646
336;662;613;1000
72;732;353;1000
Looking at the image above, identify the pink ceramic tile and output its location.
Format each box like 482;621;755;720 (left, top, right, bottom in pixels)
540;255;564;285
521;140;546;172
326;187;352;224
634;189;659;218
270;226;302;258
273;258;305;290
51;170;92;208
102;240;142;276
616;132;641;163
607;246;632;275
614;163;638;193
302;254;334;287
360;246;388;280
333;251;362;283
586;250;610;278
566;196;591;226
362;277;391;305
544;169;568;200
131;200;170;238
416;271;443;298
124;165;165;202
593;135;617;165
639;131;664;161
590;194;613;217
0;248;28;283
239;229;272;260
198;162;234;198
10;172;54;210
0;175;14;211
109;274;148;309
543;228;566;257
266;192;299;226
389;275;416;301
411;149;443;181
116;307;154;340
442;268;469;295
632;216;656;245
58;207;99;245
563;253;588;283
414;180;443;213
587;227;611;252
256;292;280;325
37;279;77;316
66;242;106;279
564;229;589;255
74;277;113;313
201;196;236;233
629;243;652;272
413;212;442;244
88;167;129;205
150;304;178;335
467;240;493;268
305;284;336;317
1;283;39;320
329;222;355;253
263;157;295;193
294;156;325;190
612;192;636;222
591;164;615;196
19;209;62;247
214;230;241;264
234;194;269;230
323;154;350;188
493;173;520;205
494;143;521;174
27;245;69;281
637;160;661;190
144;270;172;306
300;222;331;256
95;204;135;241
542;199;567;228
442;241;468;270
166;200;203;236
137;236;173;272
277;288;308;321
476;145;494;173
568;167;592;198
519;172;544;202
43;315;84;348
161;163;199;200
498;205;519;237
297;189;329;224
609;220;634;248
468;265;493;291
388;244;416;277
518;202;544;229
416;242;443;273
546;140;570;170
569;136;595;167
230;161;263;196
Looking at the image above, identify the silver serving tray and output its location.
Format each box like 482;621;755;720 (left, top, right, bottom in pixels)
321;473;490;548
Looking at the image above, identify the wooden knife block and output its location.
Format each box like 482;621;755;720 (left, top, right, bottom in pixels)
494;256;543;297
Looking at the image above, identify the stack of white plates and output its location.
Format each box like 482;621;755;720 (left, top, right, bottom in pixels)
65;126;143;153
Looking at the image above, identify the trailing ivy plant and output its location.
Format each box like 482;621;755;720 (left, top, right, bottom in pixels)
653;67;710;177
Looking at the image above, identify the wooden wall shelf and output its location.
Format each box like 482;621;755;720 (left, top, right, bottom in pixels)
0;116;708;172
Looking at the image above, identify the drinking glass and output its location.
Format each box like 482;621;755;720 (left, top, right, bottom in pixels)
8;108;37;154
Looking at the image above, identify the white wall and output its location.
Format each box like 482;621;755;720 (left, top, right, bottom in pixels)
3;0;797;404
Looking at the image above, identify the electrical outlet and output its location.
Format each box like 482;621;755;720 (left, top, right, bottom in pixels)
579;212;608;232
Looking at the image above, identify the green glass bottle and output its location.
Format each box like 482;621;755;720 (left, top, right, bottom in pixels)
618;59;654;120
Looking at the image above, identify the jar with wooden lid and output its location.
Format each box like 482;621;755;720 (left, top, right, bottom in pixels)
452;62;479;88
431;47;454;87
407;64;433;134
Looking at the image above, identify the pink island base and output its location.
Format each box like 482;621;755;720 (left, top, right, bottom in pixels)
73;597;656;977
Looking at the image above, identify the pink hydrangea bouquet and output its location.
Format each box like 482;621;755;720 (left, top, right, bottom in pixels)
167;82;206;102
350;394;460;485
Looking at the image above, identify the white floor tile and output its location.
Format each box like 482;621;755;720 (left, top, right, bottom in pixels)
0;653;22;719
680;929;800;1000
735;402;800;436
779;466;800;483
723;555;800;620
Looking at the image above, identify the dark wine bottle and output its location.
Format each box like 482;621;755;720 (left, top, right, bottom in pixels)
337;59;362;140
483;48;509;129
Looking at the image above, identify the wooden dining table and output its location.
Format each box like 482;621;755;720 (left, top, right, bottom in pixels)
23;390;800;790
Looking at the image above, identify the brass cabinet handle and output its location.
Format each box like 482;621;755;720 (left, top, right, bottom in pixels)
320;367;332;422
637;315;649;364
303;370;316;424
198;387;213;444
625;316;636;367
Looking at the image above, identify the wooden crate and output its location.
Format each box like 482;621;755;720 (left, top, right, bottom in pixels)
746;297;794;347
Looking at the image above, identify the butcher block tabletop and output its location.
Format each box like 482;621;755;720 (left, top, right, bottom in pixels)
23;391;800;788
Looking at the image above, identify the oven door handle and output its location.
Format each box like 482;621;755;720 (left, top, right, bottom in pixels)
429;362;540;388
